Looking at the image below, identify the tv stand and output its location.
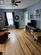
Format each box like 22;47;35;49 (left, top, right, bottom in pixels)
26;25;41;42
26;25;36;34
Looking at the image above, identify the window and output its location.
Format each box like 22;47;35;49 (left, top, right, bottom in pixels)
6;12;13;26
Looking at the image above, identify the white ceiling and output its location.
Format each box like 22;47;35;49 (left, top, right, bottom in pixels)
0;0;40;9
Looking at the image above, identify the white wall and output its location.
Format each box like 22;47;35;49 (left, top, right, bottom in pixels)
25;0;41;29
24;10;31;26
24;11;28;25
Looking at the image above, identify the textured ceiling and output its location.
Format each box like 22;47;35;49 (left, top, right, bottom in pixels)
0;0;40;9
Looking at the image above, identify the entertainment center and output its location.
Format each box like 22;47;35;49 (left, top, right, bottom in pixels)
26;20;41;42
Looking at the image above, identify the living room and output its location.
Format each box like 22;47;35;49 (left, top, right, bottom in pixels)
0;0;41;55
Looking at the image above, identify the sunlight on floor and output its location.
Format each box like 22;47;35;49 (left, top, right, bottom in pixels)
23;28;26;31
8;32;17;43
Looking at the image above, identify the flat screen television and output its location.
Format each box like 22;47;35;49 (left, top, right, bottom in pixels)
31;20;37;28
27;20;37;28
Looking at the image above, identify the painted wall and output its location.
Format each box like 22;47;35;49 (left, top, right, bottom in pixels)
25;0;41;29
0;9;5;29
24;10;31;26
0;9;25;28
14;9;25;28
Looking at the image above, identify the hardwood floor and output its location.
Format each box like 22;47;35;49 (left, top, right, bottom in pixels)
0;29;41;55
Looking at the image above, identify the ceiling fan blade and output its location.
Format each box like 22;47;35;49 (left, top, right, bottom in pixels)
14;3;18;6
15;1;21;3
11;0;15;3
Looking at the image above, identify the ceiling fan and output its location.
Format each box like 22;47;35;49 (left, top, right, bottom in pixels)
11;0;21;6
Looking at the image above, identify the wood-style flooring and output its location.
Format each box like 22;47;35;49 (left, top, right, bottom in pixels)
0;29;41;55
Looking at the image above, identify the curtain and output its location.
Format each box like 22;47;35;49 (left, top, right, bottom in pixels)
12;12;14;25
4;12;8;26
